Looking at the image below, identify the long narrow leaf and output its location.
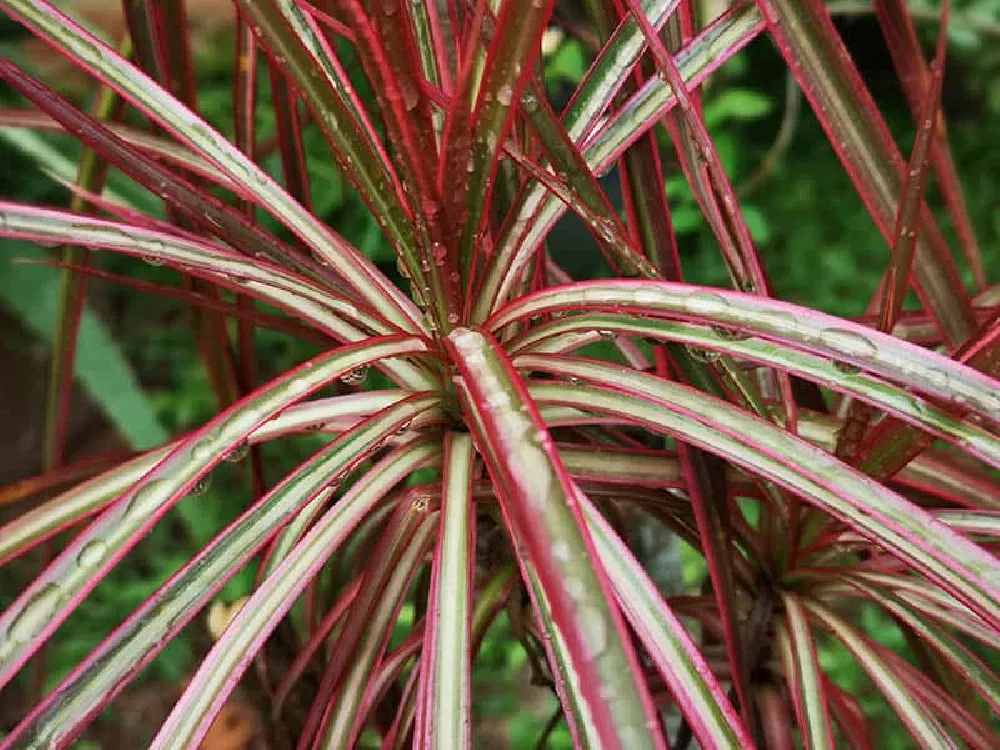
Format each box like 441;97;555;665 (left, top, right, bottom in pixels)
490;282;1000;426
777;594;834;750
1;0;423;331
521;364;1000;628
3;396;437;747
579;492;751;748
150;439;440;748
753;0;974;343
414;432;475;749
0;338;428;689
445;327;665;748
804;601;956;747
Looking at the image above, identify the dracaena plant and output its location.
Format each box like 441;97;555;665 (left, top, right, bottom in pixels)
0;0;998;746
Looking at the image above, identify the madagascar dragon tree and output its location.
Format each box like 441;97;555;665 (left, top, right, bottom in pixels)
0;0;998;747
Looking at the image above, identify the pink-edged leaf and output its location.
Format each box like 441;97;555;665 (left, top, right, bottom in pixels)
556;444;684;487
873;0;985;290
878;0;950;334
382;658;421;749
329;0;457;327
936;510;1000;539
625;0;766;295
268;62;312;208
2;396;436;747
845;572;1000;651
823;676;873;750
0;450;134;510
315;504;438;747
673;440;753;724
520;361;1000;629
842;575;1000;714
856;313;1000;479
0;390;424;565
449;0;555;281
579;492;751;748
756;686;794;750
149;439;440;748
414;432;475;749
444;327;666;748
475;4;765;321
0;337;427;691
877;648;996;749
895;452;1000;510
489;281;1000;427
776;594;835;750
0;58;339;286
509;312;1000;471
296;485;437;745
804;601;956;748
0;203;438;391
269;0;396;175
273;578;363;715
0;108;239;189
516;79;656;280
834;0;952;461
19;259;332;346
2;0;423;331
298;0;457;327
753;0;975;344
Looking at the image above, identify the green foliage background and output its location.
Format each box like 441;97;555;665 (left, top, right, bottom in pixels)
1;3;998;745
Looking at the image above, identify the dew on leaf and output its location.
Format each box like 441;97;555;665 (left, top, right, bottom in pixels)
187;473;212;497
77;539;108;567
7;584;63;646
341;366;369;386
818;327;878;360
223;441;249;463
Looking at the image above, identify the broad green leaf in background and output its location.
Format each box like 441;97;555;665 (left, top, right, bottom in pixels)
0;241;168;450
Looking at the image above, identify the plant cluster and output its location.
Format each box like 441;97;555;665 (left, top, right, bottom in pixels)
0;0;998;747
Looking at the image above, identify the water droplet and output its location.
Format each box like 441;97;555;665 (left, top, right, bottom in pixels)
187;473;212;497
712;325;749;341
432;242;447;266
551;541;571;563
8;584;63;644
143;253;165;266
395;419;412;436
565;576;587;601
522;91;539;112
597;329;617;340
224;441;249;463
340;366;369;386
447;311;459;324
578;605;609;661
77;539;107;567
819;327;878;360
496;84;513;107
686;345;721;363
632;288;661;307
123;478;170;519
685;290;732;318
190;437;216;463
833;361;861;375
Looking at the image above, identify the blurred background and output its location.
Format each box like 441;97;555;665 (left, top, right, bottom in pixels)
1;0;998;746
